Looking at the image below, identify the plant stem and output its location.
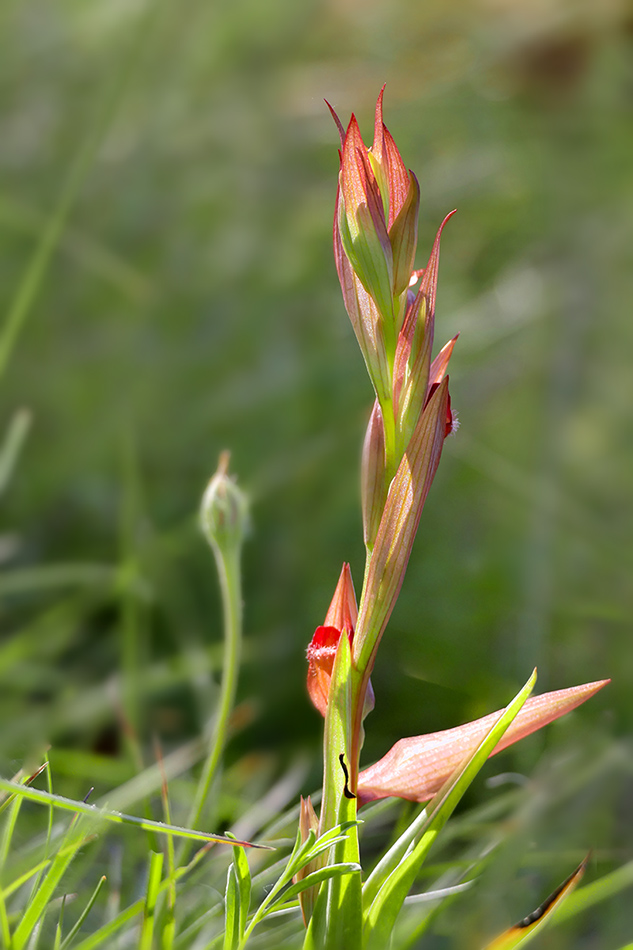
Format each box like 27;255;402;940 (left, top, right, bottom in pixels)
187;545;243;831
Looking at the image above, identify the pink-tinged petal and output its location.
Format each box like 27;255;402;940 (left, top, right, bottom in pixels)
371;84;387;164
392;290;432;440
353;378;450;672
389;171;420;298
392;212;456;445
429;334;459;387
325;99;345;148
357;680;610;806
361;399;388;551
382;126;410;228
307;564;374;718
296;795;323;925
338;121;395;329
370;86;410;228
324;562;357;631
333;185;391;401
402;210;457;351
340;115;387;243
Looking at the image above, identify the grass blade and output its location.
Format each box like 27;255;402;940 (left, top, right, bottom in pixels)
12;822;88;950
139;851;163;950
483;855;588;949
548;857;633;925
0;778;267;848
363;670;537;949
59;876;106;950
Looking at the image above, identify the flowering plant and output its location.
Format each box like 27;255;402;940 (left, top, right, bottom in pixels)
0;88;614;950
284;88;608;949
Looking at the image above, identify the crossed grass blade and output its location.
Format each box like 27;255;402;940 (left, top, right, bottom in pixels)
362;670;537;949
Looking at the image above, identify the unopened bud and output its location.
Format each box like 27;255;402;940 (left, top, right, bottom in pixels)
296;796;322;925
200;452;249;556
361;400;387;551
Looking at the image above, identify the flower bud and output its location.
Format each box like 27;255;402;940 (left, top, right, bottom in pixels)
307;564;375;718
200;452;249;557
361;399;387;551
295;795;322;925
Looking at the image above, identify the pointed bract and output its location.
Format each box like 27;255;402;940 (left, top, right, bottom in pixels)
334;184;392;402
357;680;609;805
429;334;458;387
296;795;323;925
393;212;456;447
370;86;410;229
307;564;374;718
483;855;588;949
339;116;394;324
389;171;420;299
353;378;450;673
361;399;388;551
324;562;358;631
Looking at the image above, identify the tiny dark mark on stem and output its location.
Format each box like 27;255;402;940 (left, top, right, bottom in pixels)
339;754;356;799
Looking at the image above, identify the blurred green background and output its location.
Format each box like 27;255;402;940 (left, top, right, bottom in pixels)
1;0;631;944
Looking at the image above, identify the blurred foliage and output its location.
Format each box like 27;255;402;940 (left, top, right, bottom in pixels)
0;0;632;945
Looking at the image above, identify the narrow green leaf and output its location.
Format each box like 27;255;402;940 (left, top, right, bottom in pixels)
139;851;163;950
53;894;67;950
0;889;11;950
550;858;633;925
482;855;587;949
0;794;23;871
155;738;176;950
0;778;267;848
363;670;537;949
59;876;106;950
12;822;88;950
70;899;144;950
362;804;429;906
232;845;251;938
224;864;240;950
272;863;361;909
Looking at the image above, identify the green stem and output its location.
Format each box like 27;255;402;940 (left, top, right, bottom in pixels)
187;545;243;831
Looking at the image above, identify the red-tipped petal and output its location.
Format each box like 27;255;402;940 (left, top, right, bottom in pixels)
370;86;409;226
357;680;609;806
429;334;459;387
382;126;410;228
325;99;345;147
307;564;359;717
324;562;358;631
372;84;387;162
389;170;420;298
340;115;385;238
403;210;457;344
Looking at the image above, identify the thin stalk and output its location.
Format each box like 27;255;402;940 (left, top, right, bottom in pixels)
187;545;243;831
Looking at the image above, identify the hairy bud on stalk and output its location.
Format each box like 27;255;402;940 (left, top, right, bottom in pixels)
200;451;249;557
